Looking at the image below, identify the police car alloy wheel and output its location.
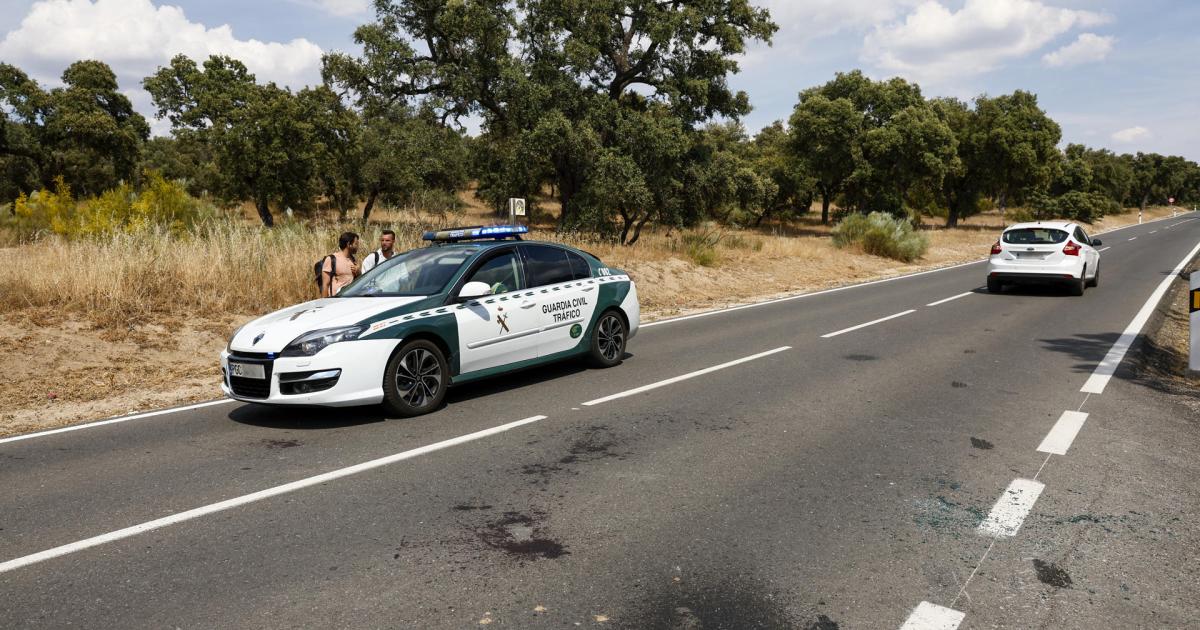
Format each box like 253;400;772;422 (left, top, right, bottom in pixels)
589;310;627;367
383;339;448;416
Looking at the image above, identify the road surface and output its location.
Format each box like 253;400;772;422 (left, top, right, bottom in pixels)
2;214;1199;629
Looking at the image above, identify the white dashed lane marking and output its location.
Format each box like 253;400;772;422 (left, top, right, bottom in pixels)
821;310;916;338
979;478;1045;538
926;292;973;307
900;601;965;630
1098;246;1111;252
0;414;548;574
1037;411;1089;455
581;346;791;406
1128;236;1137;241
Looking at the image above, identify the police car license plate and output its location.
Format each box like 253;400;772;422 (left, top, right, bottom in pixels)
229;362;265;379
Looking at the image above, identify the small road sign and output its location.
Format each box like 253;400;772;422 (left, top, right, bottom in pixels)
1192;273;1200;372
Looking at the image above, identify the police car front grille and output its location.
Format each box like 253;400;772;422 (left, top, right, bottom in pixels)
228;356;274;399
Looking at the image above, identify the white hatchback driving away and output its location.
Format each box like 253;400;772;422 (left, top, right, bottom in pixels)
986;221;1102;296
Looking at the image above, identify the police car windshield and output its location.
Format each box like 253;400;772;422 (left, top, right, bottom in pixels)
339;245;475;297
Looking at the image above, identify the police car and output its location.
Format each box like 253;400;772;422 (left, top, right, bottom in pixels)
221;225;639;417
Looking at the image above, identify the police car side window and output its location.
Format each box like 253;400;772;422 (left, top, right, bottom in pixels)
464;251;522;295
1075;227;1090;244
566;251;591;280
523;245;574;287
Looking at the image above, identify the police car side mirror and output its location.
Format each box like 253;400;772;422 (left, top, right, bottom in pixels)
457;281;492;302
1091;238;1102;247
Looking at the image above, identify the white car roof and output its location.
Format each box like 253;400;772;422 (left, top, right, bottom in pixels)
1005;221;1075;231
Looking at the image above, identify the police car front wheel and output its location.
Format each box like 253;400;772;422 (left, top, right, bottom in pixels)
383;340;448;417
589;310;627;368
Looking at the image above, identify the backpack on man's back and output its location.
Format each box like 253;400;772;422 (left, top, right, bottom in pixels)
313;254;336;296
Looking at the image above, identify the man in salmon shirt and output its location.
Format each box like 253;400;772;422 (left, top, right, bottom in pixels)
320;232;361;297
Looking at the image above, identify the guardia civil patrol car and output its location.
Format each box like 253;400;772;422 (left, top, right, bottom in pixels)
221;225;639;417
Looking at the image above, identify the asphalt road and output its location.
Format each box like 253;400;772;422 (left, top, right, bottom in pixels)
3;214;1199;629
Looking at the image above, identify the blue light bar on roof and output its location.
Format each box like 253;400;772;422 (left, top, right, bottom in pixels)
422;225;529;242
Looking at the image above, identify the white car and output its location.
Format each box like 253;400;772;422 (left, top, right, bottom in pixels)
220;226;640;417
986;221;1102;295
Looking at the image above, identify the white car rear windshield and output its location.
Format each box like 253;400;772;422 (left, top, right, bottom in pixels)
1002;228;1068;245
340;245;475;297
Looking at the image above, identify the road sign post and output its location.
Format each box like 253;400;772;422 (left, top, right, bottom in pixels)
1191;273;1200;373
507;198;526;225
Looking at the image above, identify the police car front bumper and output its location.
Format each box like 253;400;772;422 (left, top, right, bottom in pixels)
220;339;401;407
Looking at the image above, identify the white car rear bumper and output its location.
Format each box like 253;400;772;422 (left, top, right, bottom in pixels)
987;256;1085;280
220;338;401;407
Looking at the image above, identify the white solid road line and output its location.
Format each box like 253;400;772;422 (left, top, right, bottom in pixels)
1081;238;1200;394
640;258;987;329
821;310;916;338
899;601;965;630
926;292;973;307
979;478;1044;538
1037;411;1089;455
0;399;235;446
581;346;791;406
0;414;547;574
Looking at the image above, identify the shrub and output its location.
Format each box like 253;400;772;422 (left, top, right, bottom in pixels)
832;211;929;262
674;230;721;267
1028;190;1120;224
8;171;214;240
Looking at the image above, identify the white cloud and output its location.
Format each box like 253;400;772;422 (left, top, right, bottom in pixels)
302;0;369;17
758;0;921;33
861;0;1112;85
1112;126;1150;143
1042;33;1114;67
0;0;324;89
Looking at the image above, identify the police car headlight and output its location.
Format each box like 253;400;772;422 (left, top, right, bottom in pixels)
281;325;366;357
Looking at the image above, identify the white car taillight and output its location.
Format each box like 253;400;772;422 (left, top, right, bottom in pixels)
1062;241;1081;256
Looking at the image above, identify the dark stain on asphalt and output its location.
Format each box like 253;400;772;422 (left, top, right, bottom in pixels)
807;615;840;630
1033;559;1073;588
843;354;877;361
970;437;995;450
262;438;302;449
951;381;969;388
452;503;494;511
631;571;799;629
475;511;568;560
963;349;977;354
562;425;626;463
522;463;565;478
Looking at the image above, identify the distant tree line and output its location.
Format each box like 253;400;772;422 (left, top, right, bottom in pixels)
3;0;1199;239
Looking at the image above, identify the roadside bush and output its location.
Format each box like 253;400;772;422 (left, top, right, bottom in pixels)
832;211;929;262
8;172;214;239
675;230;721;267
1029;190;1119;224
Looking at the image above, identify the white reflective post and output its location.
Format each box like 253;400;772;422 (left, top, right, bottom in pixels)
1191;273;1200;373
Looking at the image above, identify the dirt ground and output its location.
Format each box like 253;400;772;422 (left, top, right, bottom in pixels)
0;206;1191;438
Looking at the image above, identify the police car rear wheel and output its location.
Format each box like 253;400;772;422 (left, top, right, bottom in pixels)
383;340;447;417
589;311;626;368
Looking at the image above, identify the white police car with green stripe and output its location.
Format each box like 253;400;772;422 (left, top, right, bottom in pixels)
221;226;639;417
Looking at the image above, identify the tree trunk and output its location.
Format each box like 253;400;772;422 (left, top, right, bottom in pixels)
821;191;832;225
618;206;632;245
362;189;379;225
255;197;274;227
1139;193;1148;213
946;200;960;227
557;176;576;230
628;215;651;245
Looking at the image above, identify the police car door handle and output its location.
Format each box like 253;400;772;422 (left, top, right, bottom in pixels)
520;301;537;309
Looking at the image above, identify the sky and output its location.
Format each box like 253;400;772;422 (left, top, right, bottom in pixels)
1;0;1197;161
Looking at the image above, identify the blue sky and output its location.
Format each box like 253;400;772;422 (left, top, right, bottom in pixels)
2;0;1197;160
